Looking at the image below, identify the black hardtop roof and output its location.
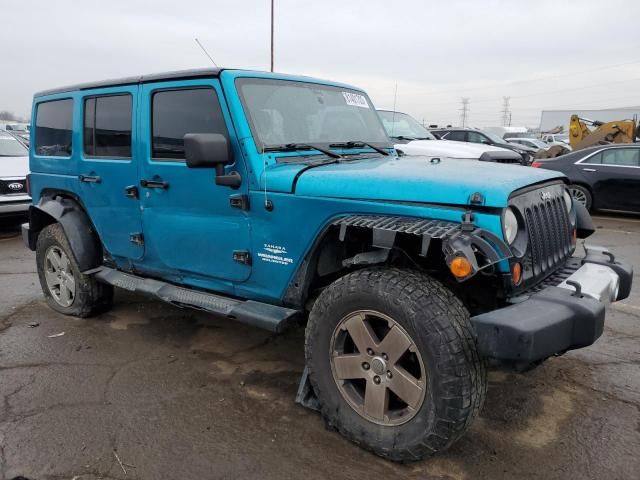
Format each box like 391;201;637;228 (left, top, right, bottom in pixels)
34;67;222;97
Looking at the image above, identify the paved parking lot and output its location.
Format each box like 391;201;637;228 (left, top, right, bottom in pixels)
0;215;638;480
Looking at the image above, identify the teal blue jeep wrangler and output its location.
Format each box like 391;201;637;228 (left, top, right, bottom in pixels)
23;68;632;461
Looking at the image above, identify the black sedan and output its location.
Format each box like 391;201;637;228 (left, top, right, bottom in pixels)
532;145;640;213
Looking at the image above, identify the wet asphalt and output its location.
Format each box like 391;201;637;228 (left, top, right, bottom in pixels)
0;215;638;480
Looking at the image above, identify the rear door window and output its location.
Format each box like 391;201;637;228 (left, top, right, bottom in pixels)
601;148;640;167
84;94;133;158
35;98;73;157
446;131;466;141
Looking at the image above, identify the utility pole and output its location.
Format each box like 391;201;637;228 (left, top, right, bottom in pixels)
270;0;274;72
501;96;511;127
460;98;470;127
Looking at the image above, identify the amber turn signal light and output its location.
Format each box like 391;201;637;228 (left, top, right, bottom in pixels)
511;262;522;286
449;256;473;279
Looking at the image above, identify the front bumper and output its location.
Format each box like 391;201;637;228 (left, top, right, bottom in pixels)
471;246;633;364
0;200;30;215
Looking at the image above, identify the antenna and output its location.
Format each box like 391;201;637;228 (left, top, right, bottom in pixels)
390;83;398;137
194;38;218;67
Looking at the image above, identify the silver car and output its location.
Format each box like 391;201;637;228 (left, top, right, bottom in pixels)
0;130;30;217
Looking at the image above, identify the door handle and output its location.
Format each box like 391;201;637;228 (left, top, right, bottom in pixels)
140;179;169;189
79;174;101;183
582;168;597;172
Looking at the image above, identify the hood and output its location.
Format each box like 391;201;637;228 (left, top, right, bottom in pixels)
262;155;564;208
0;155;29;178
396;139;514;159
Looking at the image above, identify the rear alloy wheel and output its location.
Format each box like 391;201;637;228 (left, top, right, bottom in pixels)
568;184;592;210
36;223;113;317
330;310;426;426
44;246;76;307
306;267;486;462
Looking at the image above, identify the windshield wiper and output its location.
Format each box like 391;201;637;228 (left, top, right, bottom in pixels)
263;143;343;159
329;141;390;156
391;135;416;141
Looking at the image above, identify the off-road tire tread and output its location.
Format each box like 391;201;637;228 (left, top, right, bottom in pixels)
305;267;486;462
36;223;113;318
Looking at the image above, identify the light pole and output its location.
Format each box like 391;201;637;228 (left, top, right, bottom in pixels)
270;0;274;72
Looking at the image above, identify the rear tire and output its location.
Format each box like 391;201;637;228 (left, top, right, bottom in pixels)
36;223;113;317
305;267;486;462
568;184;593;211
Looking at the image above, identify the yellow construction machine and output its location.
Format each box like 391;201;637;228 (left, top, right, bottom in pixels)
536;115;638;159
568;114;638;150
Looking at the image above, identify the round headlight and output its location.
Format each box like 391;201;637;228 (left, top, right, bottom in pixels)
503;207;519;244
563;190;572;213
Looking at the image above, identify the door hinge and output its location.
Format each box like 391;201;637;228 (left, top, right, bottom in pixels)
130;233;144;246
232;250;251;265
229;194;250;211
125;185;139;199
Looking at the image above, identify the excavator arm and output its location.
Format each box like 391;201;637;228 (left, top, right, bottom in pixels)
569;114;637;150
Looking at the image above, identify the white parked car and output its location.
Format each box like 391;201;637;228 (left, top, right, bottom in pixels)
0;130;30;218
377;110;524;164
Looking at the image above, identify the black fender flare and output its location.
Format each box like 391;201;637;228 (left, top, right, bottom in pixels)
282;213;512;307
25;195;102;271
575;202;595;239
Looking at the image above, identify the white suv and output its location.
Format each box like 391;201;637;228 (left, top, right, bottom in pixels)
377;110;524;164
0;131;30;218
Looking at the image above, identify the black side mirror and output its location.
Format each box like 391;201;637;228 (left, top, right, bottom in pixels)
184;133;240;188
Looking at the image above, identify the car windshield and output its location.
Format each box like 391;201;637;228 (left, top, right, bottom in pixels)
0;133;28;156
482;131;507;144
512;138;548;148
377;111;436;140
236;78;391;151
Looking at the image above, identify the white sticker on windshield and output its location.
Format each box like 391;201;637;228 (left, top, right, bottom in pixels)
342;92;369;109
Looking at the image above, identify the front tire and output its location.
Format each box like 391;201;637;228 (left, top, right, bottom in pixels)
305;267;486;462
36;223;113;317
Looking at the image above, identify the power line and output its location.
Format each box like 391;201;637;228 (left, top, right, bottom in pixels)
415;58;640;98
459;98;470;127
501;97;511;126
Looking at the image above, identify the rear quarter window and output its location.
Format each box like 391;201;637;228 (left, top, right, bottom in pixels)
35;98;73;157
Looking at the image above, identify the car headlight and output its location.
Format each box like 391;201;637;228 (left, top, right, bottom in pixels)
503;207;519;244
563;190;572;213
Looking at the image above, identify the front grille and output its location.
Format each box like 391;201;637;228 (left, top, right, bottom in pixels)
523;196;572;277
510;182;574;288
0;179;27;195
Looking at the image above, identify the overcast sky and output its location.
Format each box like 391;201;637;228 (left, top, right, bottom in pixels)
3;0;640;127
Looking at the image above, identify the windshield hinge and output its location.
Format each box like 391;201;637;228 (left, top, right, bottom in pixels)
461;211;475;232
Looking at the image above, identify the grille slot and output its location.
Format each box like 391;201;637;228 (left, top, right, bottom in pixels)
523;195;572;278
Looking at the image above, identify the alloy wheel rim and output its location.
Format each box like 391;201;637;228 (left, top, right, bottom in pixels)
330;310;426;426
44;246;76;307
569;187;588;207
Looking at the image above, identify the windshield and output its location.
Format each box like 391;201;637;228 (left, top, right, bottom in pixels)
482;131;507;144
236;78;391;150
377;111;436;140
0;133;28;156
524;139;549;148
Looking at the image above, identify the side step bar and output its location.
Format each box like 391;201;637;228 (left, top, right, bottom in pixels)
91;267;300;333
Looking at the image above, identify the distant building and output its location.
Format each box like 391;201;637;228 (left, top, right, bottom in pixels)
539;107;640;132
